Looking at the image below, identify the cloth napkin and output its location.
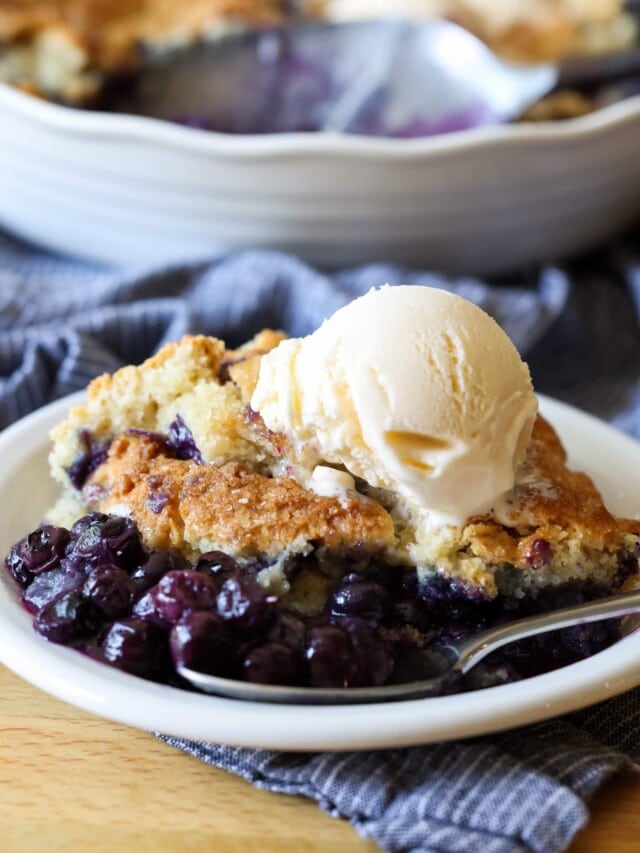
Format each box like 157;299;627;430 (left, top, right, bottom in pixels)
1;229;640;853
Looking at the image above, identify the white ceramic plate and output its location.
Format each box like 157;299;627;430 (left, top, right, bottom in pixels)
0;392;638;750
2;82;640;274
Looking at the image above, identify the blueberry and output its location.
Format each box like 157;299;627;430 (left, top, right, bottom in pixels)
66;430;110;490
132;570;218;629
5;525;70;587
101;618;166;679
525;538;553;570
305;625;354;688
83;564;138;619
388;592;432;632
169;611;235;677
195;551;239;588
268;611;307;652
340;617;394;687
70;512;110;539
328;574;389;622
34;592;99;644
130;550;190;592
166;415;204;464
216;576;277;636
243;642;300;686
560;622;614;660
67;513;144;572
23;564;86;614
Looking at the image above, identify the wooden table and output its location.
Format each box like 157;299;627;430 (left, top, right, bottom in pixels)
1;663;639;852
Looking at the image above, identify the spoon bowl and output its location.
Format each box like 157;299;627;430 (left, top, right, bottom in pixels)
104;19;557;137
177;588;640;704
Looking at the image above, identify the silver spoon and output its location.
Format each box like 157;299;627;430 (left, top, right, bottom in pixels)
177;588;640;704
105;20;640;138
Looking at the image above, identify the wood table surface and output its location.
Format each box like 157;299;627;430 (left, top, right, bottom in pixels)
1;663;639;853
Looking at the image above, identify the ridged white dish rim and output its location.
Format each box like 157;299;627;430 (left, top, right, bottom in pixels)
2;80;640;158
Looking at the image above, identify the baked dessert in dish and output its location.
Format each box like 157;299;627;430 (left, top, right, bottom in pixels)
1;1;636;104
4;287;639;691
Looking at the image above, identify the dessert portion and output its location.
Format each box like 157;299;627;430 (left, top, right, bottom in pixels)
4;286;639;691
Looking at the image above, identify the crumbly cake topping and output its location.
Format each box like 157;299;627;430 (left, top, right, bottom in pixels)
87;432;395;560
47;333;640;601
407;416;639;595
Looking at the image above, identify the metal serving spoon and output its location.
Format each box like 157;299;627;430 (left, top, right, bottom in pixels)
177;588;640;704
104;19;640;138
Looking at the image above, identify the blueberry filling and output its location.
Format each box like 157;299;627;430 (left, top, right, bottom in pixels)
2;514;632;691
67;430;111;490
5;525;69;587
127;415;204;465
166;415;205;464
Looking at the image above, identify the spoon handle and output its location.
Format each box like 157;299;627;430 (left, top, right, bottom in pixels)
454;588;640;675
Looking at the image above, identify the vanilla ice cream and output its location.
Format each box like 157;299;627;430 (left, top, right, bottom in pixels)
251;286;538;525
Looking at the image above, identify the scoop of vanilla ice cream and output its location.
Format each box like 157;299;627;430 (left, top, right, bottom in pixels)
251;286;538;525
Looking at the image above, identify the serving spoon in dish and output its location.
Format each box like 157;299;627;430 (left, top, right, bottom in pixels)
104;19;640;139
177;587;640;704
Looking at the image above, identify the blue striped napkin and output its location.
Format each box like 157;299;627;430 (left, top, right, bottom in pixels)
1;229;639;853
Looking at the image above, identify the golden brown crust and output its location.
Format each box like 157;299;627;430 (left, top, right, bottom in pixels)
224;328;287;403
46;331;639;598
86;334;225;402
88;432;395;558
449;416;639;570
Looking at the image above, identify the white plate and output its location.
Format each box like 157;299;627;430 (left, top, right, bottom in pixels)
0;393;638;750
2;82;640;273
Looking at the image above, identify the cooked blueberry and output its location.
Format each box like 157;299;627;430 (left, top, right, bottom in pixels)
169;611;235;677
66;430;110;490
130;550;190;592
340;617;393;687
5;525;70;587
305;625;354;688
243;642;299;685
132;570;218;629
328;573;389;622
268;611;307;652
34;592;99;643
23;565;86;613
216;576;277;636
67;513;144;572
388;592;432;631
167;415;204;464
101;618;166;678
69;512;110;539
83;564;138;619
525;538;553;570
559;622;614;660
195;551;239;587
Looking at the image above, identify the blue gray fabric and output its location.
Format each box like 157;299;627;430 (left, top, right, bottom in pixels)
1;228;640;852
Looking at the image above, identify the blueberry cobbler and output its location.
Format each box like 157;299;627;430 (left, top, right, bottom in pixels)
4;287;640;693
1;1;637;126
